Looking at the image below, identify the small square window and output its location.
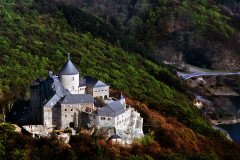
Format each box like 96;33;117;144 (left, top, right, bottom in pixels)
71;109;73;111
108;118;111;121
65;109;67;111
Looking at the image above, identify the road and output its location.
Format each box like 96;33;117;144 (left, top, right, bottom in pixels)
212;125;232;141
177;65;240;80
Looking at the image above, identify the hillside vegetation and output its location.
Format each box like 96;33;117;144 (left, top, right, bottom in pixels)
0;1;240;159
62;0;240;70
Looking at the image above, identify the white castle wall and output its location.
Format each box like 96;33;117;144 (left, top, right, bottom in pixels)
59;74;79;94
43;107;53;126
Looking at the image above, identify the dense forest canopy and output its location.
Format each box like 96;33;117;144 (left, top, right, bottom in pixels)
0;0;240;159
60;0;240;70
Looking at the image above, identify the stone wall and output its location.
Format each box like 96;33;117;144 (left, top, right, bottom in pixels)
96;115;115;129
81;112;96;128
92;86;109;99
59;103;94;129
61;104;81;129
81;104;94;112
52;105;61;129
115;107;131;131
92;106;144;145
43;107;52;126
78;86;86;94
23;125;53;133
59;74;79;94
116;107;143;144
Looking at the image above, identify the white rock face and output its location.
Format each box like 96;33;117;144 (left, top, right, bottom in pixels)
116;108;144;144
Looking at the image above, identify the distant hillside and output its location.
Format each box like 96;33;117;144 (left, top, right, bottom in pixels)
61;0;240;71
0;1;240;159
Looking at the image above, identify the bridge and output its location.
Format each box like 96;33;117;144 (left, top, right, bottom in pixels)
178;71;240;80
177;65;240;80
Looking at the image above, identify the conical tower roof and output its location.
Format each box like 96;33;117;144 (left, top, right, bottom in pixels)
119;92;125;100
59;54;79;75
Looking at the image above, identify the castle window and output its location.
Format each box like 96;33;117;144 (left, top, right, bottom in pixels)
108;118;111;121
101;117;105;120
65;115;67;118
101;88;104;91
65;109;67;111
72;77;74;81
95;89;97;92
72;86;74;91
71;109;73;111
105;88;107;91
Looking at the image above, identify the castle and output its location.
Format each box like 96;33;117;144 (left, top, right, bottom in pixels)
29;54;143;144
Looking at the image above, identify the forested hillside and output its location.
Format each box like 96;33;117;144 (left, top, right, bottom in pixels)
61;0;240;71
0;0;240;159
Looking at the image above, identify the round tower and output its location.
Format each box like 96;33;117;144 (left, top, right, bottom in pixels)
59;53;79;94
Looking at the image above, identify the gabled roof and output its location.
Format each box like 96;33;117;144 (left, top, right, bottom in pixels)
61;94;94;104
53;76;67;98
36;74;67;103
59;59;79;75
80;76;109;88
96;101;124;117
44;94;61;108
